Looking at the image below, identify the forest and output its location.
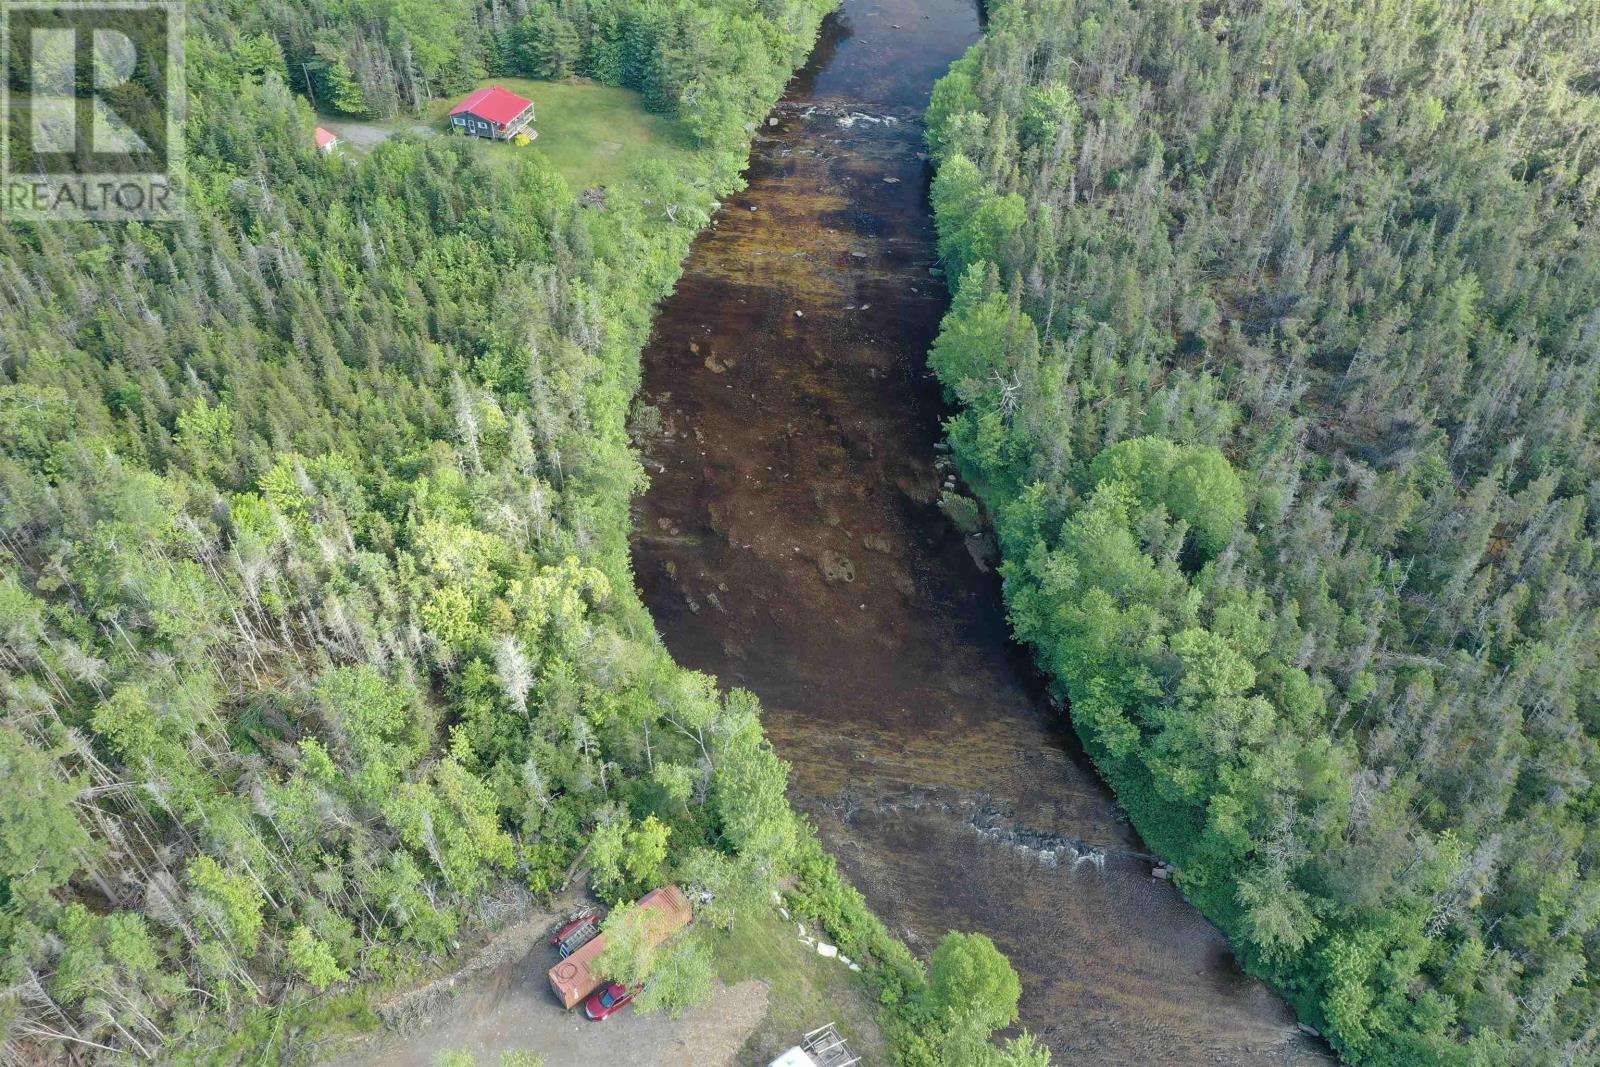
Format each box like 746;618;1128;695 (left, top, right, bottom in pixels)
0;0;970;1062
925;0;1600;1064
268;0;820;153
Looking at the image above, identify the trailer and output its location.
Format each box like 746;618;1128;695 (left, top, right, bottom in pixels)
547;886;692;1010
552;912;601;958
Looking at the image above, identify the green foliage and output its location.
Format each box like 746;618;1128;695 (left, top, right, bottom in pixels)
54;904;168;1006
501;0;834;162
1088;437;1245;559
940;1019;1053;1067
188;856;266;958
1021;83;1075;150
711;692;799;876
0;384;78;461
674;848;768;934
287;925;349;990
593;900;670;987
0;729;92;915
588;814;673;902
925;55;980;158
988;1033;1053;1067
926;0;1600;1062
634;932;715;1017
939;491;983;536
925;931;1022;1036
1165;449;1246;559
787;836;924;1010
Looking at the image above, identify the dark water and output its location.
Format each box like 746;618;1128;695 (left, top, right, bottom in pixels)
632;0;1331;1061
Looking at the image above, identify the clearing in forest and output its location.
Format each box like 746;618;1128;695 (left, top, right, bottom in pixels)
319;77;697;194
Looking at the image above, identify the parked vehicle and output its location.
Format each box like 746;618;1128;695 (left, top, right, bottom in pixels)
584;981;635;1020
551;912;601;958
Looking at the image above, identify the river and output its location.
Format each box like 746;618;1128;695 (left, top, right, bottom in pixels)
630;0;1331;1062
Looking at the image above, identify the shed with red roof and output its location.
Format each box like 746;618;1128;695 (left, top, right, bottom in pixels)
449;86;536;141
314;126;340;153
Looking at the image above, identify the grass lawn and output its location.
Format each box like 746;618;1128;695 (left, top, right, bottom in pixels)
321;77;698;194
708;906;888;1066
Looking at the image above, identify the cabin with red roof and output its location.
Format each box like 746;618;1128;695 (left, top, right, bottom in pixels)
449;86;536;141
313;126;340;153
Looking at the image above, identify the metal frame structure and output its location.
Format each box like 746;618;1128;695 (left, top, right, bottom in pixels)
801;1022;860;1067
